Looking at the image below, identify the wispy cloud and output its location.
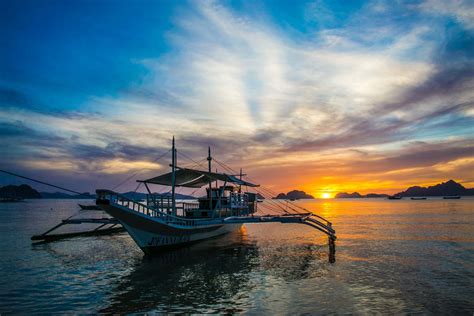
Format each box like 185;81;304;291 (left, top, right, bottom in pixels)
419;0;474;30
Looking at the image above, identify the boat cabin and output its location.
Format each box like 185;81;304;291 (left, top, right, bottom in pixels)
137;167;259;219
142;185;257;218
191;186;257;218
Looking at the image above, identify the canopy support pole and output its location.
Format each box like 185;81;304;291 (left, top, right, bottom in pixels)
144;182;156;210
208;146;213;211
171;137;177;216
239;168;243;193
215;180;227;216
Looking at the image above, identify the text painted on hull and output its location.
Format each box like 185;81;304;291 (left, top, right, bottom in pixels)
148;235;191;246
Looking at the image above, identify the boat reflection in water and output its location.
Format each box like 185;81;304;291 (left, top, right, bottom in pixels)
100;227;331;314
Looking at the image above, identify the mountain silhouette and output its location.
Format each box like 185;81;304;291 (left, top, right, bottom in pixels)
335;192;388;198
335;180;473;198
396;180;473;197
273;190;314;200
0;184;42;199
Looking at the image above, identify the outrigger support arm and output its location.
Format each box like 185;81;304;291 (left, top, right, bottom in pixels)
223;213;336;262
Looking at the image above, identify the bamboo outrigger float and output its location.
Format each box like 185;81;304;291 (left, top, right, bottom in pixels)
31;211;124;242
95;138;337;256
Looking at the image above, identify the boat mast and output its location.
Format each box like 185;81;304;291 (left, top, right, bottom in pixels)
171;137;176;215
208;146;212;211
239;168;243;193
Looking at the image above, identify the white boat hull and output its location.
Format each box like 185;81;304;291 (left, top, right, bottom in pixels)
123;222;242;253
99;202;242;254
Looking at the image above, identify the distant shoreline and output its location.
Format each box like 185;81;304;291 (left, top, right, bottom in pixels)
335;180;474;199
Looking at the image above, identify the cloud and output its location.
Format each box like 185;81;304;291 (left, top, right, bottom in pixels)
419;0;474;30
109;2;439;152
1;0;473;193
352;140;474;174
0;116;168;178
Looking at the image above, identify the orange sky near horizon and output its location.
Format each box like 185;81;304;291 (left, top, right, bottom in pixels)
246;154;474;198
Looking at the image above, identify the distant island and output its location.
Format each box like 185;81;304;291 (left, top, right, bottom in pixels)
395;180;474;197
335;192;388;198
335;180;474;198
0;184;42;199
273;190;314;200
0;184;196;200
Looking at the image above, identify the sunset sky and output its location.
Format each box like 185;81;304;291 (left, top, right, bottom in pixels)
1;0;473;197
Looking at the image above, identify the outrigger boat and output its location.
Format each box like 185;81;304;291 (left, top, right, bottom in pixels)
388;195;402;200
0;196;24;203
443;196;461;199
96;138;336;254
78;203;102;210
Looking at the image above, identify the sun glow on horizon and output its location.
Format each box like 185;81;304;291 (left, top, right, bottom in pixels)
321;192;332;199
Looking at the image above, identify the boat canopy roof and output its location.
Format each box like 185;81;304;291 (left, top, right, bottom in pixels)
139;167;259;188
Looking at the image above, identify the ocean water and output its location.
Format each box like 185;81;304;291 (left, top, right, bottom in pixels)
0;198;473;314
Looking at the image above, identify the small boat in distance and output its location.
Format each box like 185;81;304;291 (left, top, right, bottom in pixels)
0;197;24;203
78;204;102;210
410;197;427;200
95;138;337;254
443;196;461;199
388;196;402;200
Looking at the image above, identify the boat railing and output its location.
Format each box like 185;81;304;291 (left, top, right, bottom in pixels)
96;190;206;227
182;202;200;212
146;194;172;213
146;194;200;214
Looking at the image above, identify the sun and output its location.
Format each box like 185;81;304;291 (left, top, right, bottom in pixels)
321;192;331;199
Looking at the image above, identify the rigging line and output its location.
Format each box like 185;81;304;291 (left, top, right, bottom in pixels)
255;186;332;224
258;189;304;214
206;158;281;212
257;194;293;214
252;189;298;215
256;187;301;209
0;169;89;197
213;158;306;214
189;187;201;197
258;203;283;214
212;158;234;173
212;159;293;214
247;185;297;214
213;158;311;216
213;159;281;197
177;151;208;169
131;182;142;200
185;158;208;170
112;148;172;191
244;185;292;215
176;154;208;171
241;176;308;213
208;159;290;215
211;159;292;214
